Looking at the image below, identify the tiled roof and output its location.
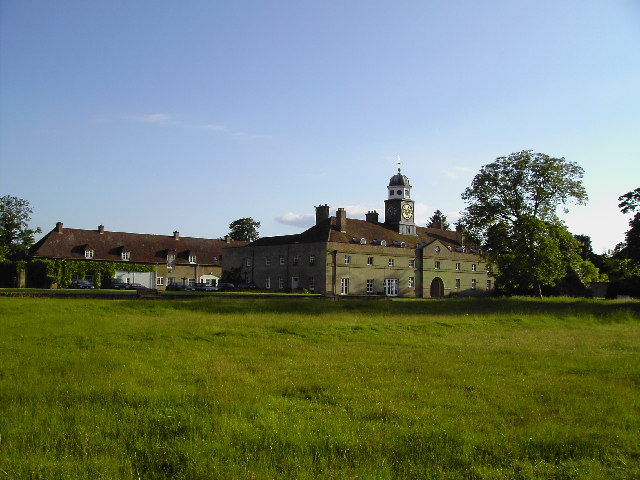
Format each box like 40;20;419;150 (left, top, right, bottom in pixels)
246;216;469;250
30;224;247;266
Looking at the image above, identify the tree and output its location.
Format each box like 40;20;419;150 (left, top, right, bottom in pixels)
460;150;588;297
427;210;451;230
0;195;41;262
228;217;260;242
616;187;640;261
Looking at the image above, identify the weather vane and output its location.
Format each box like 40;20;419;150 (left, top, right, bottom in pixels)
396;155;402;173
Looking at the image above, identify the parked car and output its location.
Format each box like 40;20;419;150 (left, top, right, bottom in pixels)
194;282;217;292
126;283;147;290
216;283;235;292
166;283;195;291
109;278;128;290
70;279;94;289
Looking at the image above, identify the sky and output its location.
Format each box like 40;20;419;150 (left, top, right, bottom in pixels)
1;0;639;254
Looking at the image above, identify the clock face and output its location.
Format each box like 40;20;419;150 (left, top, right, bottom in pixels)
402;204;413;220
386;204;398;218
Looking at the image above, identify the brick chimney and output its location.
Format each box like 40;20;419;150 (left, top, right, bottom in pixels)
225;235;232;244
366;210;379;223
173;230;180;240
456;225;465;247
336;208;347;233
55;222;63;233
98;225;105;234
315;204;330;225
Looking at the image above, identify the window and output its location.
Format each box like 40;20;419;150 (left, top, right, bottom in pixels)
367;256;374;266
388;258;395;267
435;261;440;270
278;276;285;289
279;255;285;265
435;246;440;253
487;280;492;290
340;278;349;295
189;255;197;264
366;279;374;293
245;258;251;267
293;255;299;266
265;277;271;289
168;277;175;285
308;276;315;291
167;254;175;270
472;264;477;271
455;278;461;289
85;249;94;259
409;259;415;268
156;277;164;286
188;278;196;286
344;255;351;265
85;273;94;283
472;279;477;289
455;262;461;271
408;276;415;288
309;255;315;265
121;251;130;261
265;256;271;266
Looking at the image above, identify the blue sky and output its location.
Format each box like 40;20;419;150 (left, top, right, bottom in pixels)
1;0;638;253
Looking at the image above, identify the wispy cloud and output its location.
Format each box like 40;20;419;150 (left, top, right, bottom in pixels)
441;166;471;180
201;124;227;132
275;212;315;227
134;113;172;123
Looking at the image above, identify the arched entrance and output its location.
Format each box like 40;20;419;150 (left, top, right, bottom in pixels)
430;277;444;298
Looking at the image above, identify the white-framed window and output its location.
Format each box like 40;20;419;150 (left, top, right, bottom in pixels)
156;277;164;286
344;255;351;265
279;255;285;265
308;276;315;291
265;277;271;289
188;278;196;286
435;261;440;270
245;258;251;267
408;276;415;288
293;255;299;266
167;254;175;270
265;256;271;266
309;255;315;265
367;256;374;266
455;278;461;289
366;279;374;293
189;255;197;264
487;280;492;290
455;262;461;271
278;276;285;289
409;259;415;268
85;249;94;259
472;279;477;289
472;264;477;272
388;258;394;267
340;278;349;295
121;251;130;261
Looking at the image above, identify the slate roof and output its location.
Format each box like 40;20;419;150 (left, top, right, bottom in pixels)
243;216;472;251
30;223;247;266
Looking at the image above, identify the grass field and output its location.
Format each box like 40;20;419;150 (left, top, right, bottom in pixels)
0;296;639;479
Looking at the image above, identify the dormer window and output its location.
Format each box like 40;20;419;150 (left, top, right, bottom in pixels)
85;249;94;259
167;254;175;270
121;251;130;261
189;255;197;264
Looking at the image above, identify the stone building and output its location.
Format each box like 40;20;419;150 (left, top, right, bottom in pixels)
223;168;493;297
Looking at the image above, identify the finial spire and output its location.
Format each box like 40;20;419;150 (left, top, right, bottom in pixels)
396;155;402;173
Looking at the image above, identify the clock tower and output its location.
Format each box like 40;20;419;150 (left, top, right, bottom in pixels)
384;166;417;235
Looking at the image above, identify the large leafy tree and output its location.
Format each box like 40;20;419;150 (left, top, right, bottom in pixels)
427;210;451;230
460;151;588;296
228;217;260;242
0;195;41;262
616;187;640;261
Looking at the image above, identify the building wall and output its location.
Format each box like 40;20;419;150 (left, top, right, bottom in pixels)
153;263;222;289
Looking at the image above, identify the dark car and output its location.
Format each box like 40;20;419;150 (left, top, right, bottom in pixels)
194;282;217;292
126;283;147;290
70;279;94;289
166;283;194;291
109;279;128;290
216;282;235;292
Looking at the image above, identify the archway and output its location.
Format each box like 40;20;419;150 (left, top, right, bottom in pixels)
430;277;444;298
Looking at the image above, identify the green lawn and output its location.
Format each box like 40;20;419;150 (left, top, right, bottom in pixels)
0;296;639;479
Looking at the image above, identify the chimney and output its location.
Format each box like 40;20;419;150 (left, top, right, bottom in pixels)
55;222;63;233
336;208;347;233
315;204;330;225
366;210;379;223
456;225;465;247
225;235;232;244
173;230;180;240
98;225;104;234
